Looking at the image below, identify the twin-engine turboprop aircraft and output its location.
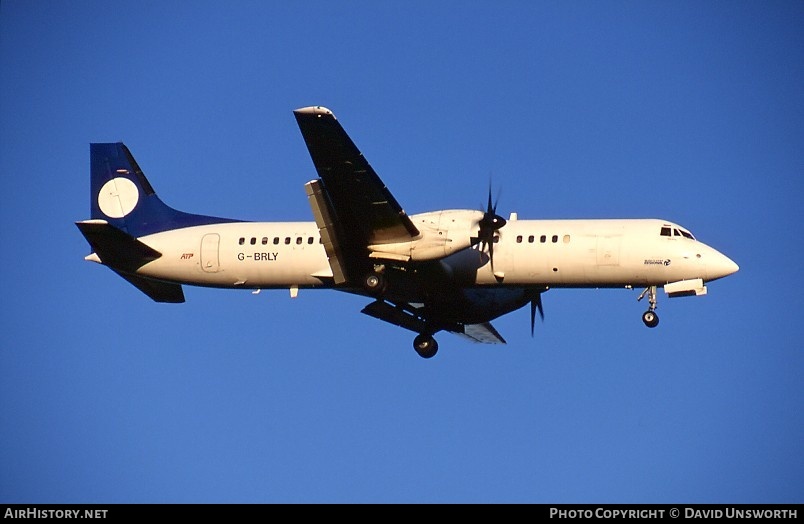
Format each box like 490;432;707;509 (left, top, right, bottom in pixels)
76;106;738;358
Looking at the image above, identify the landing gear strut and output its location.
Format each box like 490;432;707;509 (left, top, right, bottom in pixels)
637;285;660;328
413;334;438;359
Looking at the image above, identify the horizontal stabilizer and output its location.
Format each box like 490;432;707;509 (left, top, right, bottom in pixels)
114;271;185;303
76;220;162;272
76;220;185;303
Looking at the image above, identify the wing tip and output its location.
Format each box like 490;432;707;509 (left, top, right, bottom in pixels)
293;106;335;118
455;322;507;344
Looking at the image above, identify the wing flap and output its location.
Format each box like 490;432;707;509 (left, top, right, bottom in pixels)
305;180;348;284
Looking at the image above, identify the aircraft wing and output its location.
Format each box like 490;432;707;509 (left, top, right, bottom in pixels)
361;300;507;345
456;322;507;344
294;106;420;251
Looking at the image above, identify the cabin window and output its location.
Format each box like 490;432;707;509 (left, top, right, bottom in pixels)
528;235;535;243
285;237;291;245
262;237;268;245
307;237;314;245
563;235;571;243
238;237;245;245
516;235;523;243
250;237;257;245
540;235;546;243
296;237;303;245
552;235;558;243
319;238;323;244
273;237;280;245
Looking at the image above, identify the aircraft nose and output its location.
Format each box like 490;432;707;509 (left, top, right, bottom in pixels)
707;250;739;281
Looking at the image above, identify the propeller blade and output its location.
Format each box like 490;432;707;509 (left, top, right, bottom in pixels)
487;184;494;216
491;185;503;217
488;235;495;273
528;291;545;337
476;182;506;271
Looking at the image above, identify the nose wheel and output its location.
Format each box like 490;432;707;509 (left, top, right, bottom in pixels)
638;285;660;328
641;310;659;328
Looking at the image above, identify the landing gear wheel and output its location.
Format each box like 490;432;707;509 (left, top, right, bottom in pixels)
413;334;438;359
638;285;659;328
642;310;659;328
363;272;386;296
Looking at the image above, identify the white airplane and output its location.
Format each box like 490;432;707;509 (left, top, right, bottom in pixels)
77;106;738;358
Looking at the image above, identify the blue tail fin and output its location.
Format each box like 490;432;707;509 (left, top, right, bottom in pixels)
90;143;237;237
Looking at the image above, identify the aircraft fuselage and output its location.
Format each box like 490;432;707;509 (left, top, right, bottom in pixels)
124;217;736;291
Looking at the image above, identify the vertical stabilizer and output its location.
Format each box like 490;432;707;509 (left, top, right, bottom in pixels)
90;143;238;237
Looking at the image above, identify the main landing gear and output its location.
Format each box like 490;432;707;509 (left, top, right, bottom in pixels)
637;285;660;328
413;334;438;359
362;266;388;297
363;273;386;294
361;267;439;358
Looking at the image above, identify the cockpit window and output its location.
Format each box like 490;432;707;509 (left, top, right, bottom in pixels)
661;226;695;240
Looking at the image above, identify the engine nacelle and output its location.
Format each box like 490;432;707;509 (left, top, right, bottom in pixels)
367;209;484;262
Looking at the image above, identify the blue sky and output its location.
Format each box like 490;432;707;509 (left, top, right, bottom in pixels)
1;1;801;503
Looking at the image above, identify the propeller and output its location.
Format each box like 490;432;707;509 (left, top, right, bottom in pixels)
526;288;547;337
471;184;507;272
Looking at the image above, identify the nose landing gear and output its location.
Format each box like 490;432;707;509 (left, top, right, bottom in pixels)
641;310;659;328
637;285;660;328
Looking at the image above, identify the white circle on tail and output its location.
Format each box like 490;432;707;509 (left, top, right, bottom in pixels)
98;177;139;218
